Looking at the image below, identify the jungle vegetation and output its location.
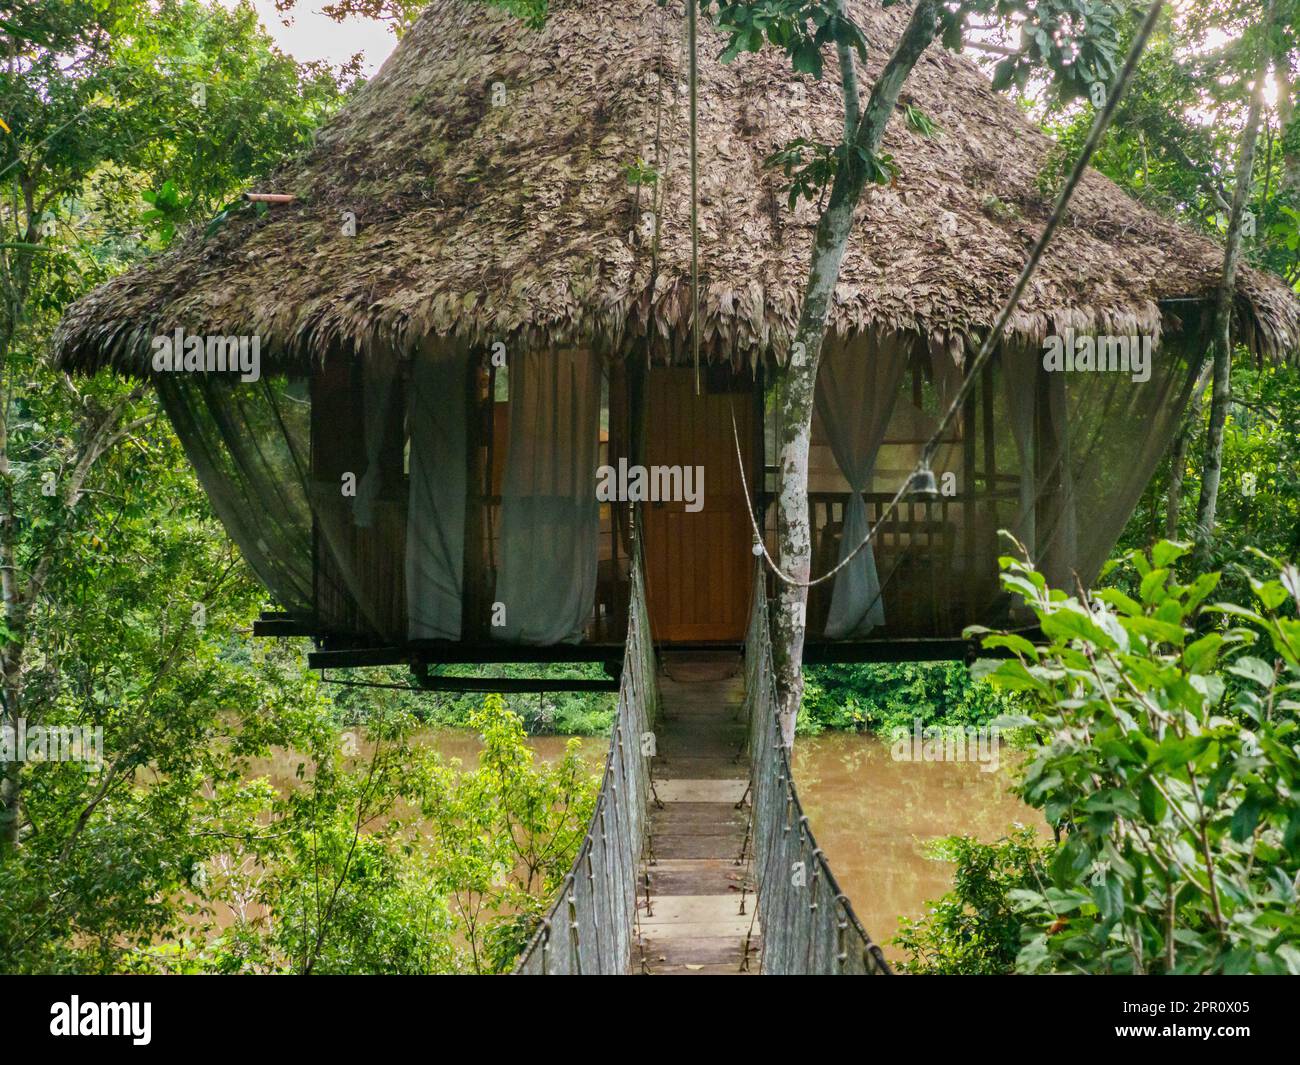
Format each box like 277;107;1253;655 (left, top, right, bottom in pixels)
0;0;1295;974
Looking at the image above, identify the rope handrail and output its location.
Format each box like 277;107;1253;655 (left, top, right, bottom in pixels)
513;519;658;975
743;559;891;974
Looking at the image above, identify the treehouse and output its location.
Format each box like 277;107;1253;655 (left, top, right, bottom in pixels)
52;0;1300;678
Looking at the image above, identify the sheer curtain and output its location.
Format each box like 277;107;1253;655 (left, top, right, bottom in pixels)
406;344;470;640
998;341;1039;558
156;374;315;615
1052;337;1201;585
816;333;913;638
493;348;602;644
1041;366;1078;588
354;355;399;530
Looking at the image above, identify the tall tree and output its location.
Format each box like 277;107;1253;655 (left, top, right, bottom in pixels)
0;0;346;851
701;0;1128;743
1037;2;1299;543
1190;0;1283;566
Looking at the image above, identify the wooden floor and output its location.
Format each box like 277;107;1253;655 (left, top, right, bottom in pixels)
633;653;759;975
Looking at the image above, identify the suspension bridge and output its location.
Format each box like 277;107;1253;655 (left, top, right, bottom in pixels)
514;537;891;976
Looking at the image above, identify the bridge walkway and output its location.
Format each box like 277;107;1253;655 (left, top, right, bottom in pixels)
634;653;758;975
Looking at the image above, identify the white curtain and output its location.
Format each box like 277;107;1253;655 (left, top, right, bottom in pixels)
816;334;913;638
406;345;469;640
998;341;1038;557
494;349;602;645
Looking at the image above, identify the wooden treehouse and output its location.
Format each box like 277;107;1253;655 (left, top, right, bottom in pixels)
50;0;1300;976
53;0;1300;684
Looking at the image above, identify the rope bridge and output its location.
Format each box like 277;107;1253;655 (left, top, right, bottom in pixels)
513;538;658;974
741;561;891;975
515;538;888;974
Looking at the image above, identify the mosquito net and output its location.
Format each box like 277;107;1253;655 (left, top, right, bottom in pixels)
155;342;622;649
773;329;1203;642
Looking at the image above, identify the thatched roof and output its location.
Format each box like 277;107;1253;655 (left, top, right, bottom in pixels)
53;0;1300;375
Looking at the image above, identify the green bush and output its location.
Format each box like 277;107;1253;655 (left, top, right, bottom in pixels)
972;541;1300;974
799;661;1022;737
894;827;1053;975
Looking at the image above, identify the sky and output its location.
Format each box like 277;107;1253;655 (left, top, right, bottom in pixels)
225;1;399;77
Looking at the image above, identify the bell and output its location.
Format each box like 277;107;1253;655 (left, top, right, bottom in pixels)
905;463;940;500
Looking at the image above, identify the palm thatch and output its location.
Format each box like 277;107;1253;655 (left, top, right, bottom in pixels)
53;0;1300;375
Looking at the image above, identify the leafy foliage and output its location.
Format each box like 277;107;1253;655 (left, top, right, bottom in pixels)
970;542;1300;974
704;0;1126;208
799;661;1022;737
701;0;867;76
764;137;897;209
188;693;597;975
894;827;1053;975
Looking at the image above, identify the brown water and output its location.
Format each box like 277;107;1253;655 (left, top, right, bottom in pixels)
791;732;1043;964
240;729;606;795
229;726;1038;966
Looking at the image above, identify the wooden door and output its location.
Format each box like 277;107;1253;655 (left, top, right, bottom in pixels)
643;367;756;642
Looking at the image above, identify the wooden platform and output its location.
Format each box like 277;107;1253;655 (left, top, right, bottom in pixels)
633;653;759;975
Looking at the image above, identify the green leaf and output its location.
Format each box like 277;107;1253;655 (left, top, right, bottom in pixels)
1280;565;1300;606
982;633;1040;658
1139;776;1166;822
1139;567;1171;605
1185;571;1221;612
1227;656;1274;688
1250;578;1289;612
792;39;822;78
1230;793;1264;843
991;58;1016;92
1151;540;1191;568
1040;606;1115;649
1094;588;1142;617
1182;633;1223;674
1120;615;1188;647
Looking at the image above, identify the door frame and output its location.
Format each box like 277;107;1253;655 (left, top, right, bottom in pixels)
638;362;764;644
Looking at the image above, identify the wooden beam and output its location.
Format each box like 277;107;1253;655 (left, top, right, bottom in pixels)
306;641;625;670
253;618;318;637
413;675;620;694
801;630;1041;664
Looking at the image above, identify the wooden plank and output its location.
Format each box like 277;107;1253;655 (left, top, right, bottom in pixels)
646;859;752;896
638;895;753;937
650;802;747;830
634;652;760;974
653;779;747;803
634;936;760;971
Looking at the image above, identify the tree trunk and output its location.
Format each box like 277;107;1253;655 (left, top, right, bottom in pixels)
1275;55;1297;196
771;1;940;745
1193;57;1268;567
773;200;856;747
1165;370;1210;540
0;318;22;853
0;668;22;853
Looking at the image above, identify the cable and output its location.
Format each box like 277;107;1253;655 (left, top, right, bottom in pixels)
738;0;1167;589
